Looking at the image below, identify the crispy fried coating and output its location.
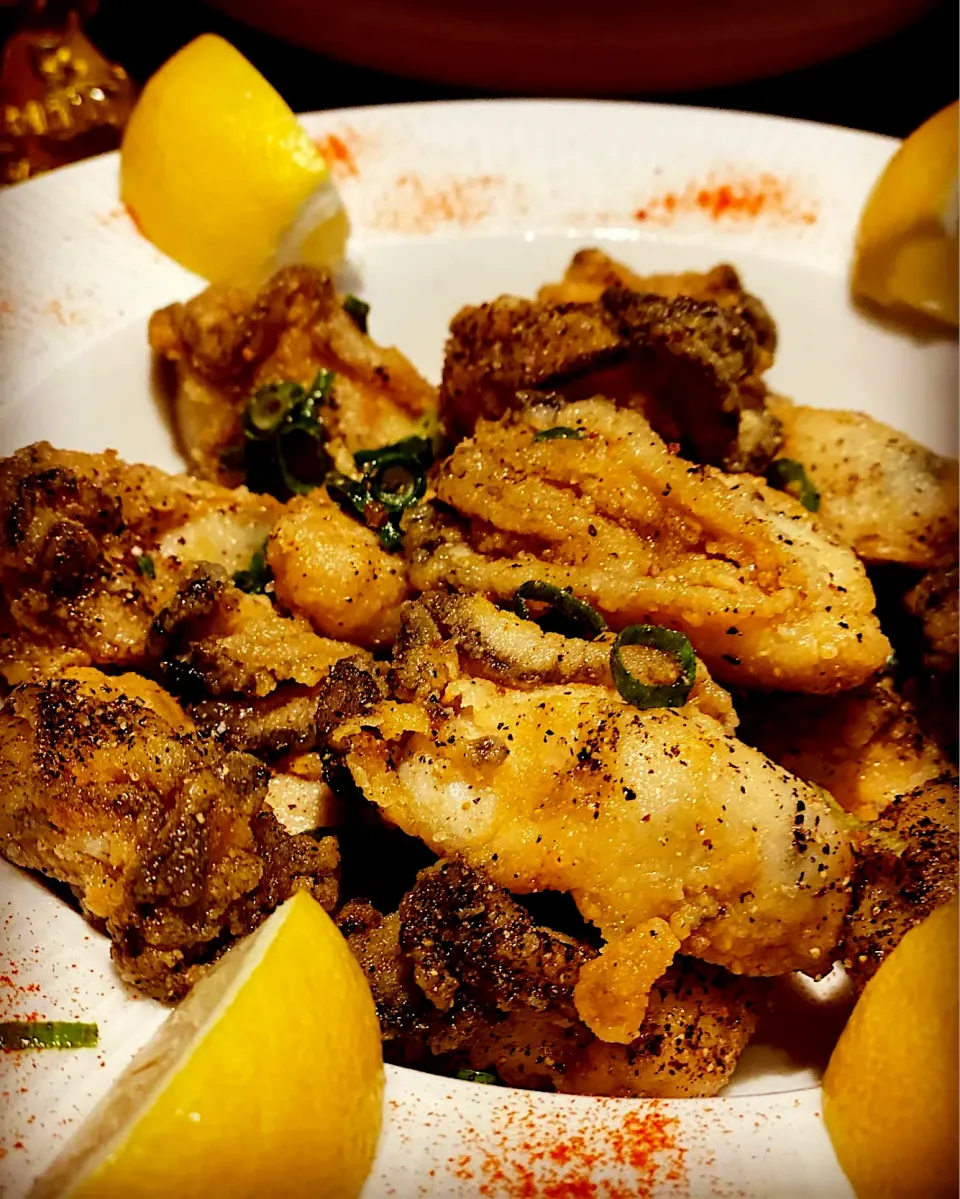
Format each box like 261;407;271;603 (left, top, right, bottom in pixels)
267;485;410;649
769;397;959;568
187;654;386;763
904;564;959;675
738;676;952;821
342;859;759;1097
0;442;280;686
148;265;438;485
150;563;361;700
842;774;958;991
333;651;852;1044
0;668;338;1000
440;283;780;472
537;248;777;365
390;591;738;732
407;397;889;693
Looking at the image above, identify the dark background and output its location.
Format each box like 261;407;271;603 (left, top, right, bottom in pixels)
15;0;959;138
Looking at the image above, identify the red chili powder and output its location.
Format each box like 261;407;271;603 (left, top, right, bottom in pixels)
454;1102;686;1198
314;131;360;180
635;173;818;226
372;172;511;235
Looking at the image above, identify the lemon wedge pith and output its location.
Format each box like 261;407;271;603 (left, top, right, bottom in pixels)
32;891;384;1199
120;34;348;285
823;897;959;1199
852;100;959;327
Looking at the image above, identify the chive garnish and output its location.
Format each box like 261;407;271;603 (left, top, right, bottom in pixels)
343;294;370;333
0;1021;99;1051
533;426;586;443
353;435;434;472
233;542;272;595
456;1068;498;1085
766;458;820;513
326;436;431;553
242;370;335;500
136;553;156;579
513;581;608;640
610;624;697;709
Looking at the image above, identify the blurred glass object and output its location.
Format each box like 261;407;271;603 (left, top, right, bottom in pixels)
0;0;135;185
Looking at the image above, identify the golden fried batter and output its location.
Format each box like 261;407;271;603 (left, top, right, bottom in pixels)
148;265;437;485
0;442;280;686
440;283;780;471
151;563;362;700
267;485;410;649
0;668;338;1000
739;676;951;821
391;591;738;732
537;248;777;366
407;396;889;692
333;647;852;1044
842;774;958;991
769;396;959;568
343;859;760;1097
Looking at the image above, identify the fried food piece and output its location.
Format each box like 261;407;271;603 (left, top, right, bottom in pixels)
151;563;362;700
440;283;780;472
842;774;958;991
768;397;959;568
407;397;889;693
343;859;759;1097
738;676;952;821
333;653;852;1044
148;265;438;485
0;668;338;1001
537;248;777;365
0;442;280;686
391;591;738;732
904;564;959;674
267;486;410;649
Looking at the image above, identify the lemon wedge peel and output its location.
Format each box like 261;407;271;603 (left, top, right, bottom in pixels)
852;101;959;327
120;34;349;286
822;897;959;1199
32;891;384;1199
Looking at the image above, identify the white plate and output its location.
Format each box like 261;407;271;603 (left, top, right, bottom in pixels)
0;100;956;1199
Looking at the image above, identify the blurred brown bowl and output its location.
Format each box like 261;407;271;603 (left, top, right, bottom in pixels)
207;0;936;94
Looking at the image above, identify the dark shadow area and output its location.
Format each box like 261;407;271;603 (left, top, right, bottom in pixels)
8;0;948;139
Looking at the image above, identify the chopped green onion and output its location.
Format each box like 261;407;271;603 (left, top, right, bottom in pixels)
327;436;431;553
533;426;586;443
376;518;405;553
343;294;371;333
233;543;272;595
766;458;820;513
244;381;303;439
0;1021;99;1051
456;1068;498;1085
368;456;426;511
242;372;334;499
277;424;329;496
513;581;607;640
354;436;434;472
136;553;156;579
610;624;697;709
326;472;371;523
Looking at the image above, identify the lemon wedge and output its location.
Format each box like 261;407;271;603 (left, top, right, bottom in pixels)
120;34;349;285
852;101;958;327
31;891;384;1199
823;897;959;1198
